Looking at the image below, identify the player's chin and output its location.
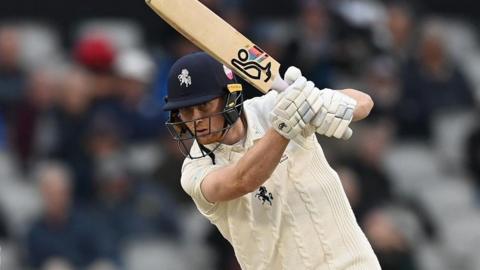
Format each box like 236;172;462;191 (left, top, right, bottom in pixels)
197;132;223;145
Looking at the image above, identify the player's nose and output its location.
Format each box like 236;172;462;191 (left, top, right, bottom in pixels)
191;107;202;119
191;108;206;124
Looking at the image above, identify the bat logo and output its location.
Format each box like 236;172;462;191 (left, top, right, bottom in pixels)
278;122;287;131
231;46;272;83
178;69;192;87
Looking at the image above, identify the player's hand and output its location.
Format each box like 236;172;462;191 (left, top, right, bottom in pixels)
269;68;323;140
304;89;356;139
277;66;355;140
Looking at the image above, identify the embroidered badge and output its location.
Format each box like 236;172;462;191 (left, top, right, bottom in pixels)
255;186;273;206
178;69;192;87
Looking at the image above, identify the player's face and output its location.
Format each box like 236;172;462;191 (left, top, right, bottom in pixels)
178;97;225;144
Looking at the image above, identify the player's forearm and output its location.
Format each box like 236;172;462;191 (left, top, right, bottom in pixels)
201;129;289;203
339;89;374;121
234;129;289;193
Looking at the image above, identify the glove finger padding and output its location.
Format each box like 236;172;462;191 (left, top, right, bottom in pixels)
317;113;336;135
284;66;302;85
270;77;319;140
295;81;319;123
341;127;353;140
311;89;357;140
270;89;305;139
289;76;307;92
311;107;328;127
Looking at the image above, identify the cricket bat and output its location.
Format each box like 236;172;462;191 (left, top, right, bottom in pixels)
145;0;288;93
146;0;352;139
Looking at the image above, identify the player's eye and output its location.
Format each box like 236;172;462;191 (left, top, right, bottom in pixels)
178;108;193;119
197;101;211;111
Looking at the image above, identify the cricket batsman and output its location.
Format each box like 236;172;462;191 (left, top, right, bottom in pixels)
163;52;381;270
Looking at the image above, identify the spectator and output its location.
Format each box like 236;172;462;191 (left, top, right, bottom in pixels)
41;258;74;270
298;0;332;63
86;112;125;166
0;25;26;125
363;209;419;270
26;161;116;269
243;0;298;18
222;5;250;35
397;18;475;139
87;115;180;243
343;119;395;222
87;260;117;270
327;1;380;86
199;0;223;13
336;165;362;216
93;156;180;239
361;56;401;121
206;226;241;270
338;156;438;242
52;67;95;200
384;2;417;63
114;48;163;142
0;206;9;240
11;67;60;169
466;122;480;201
155;135;193;206
0;112;6;150
289;0;334;88
73;34;123;120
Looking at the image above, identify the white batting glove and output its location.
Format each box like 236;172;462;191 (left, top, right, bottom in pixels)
277;67;356;140
271;66;356;140
269;68;323;140
304;89;356;139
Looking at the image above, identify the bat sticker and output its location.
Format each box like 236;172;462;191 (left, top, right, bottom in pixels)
231;46;272;82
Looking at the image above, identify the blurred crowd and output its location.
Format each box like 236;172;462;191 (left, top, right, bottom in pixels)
0;0;480;270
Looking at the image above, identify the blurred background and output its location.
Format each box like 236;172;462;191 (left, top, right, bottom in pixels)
0;0;480;269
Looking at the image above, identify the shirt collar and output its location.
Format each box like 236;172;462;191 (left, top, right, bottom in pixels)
204;107;265;154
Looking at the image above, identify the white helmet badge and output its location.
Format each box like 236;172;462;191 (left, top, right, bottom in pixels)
178;69;192;87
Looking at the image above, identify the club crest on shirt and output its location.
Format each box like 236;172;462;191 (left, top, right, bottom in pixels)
178;69;192;87
255;186;273;206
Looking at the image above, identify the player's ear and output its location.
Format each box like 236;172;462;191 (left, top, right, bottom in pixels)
169;110;192;139
172;110;183;122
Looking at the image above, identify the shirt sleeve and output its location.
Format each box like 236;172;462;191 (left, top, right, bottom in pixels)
260;90;278;113
180;157;224;221
244;90;278;127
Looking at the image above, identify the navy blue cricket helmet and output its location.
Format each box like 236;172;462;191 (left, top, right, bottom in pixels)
163;52;244;160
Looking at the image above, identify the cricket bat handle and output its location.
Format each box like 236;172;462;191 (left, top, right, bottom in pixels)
270;74;353;140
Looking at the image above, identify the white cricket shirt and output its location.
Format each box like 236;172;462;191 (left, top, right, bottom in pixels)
181;91;381;270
